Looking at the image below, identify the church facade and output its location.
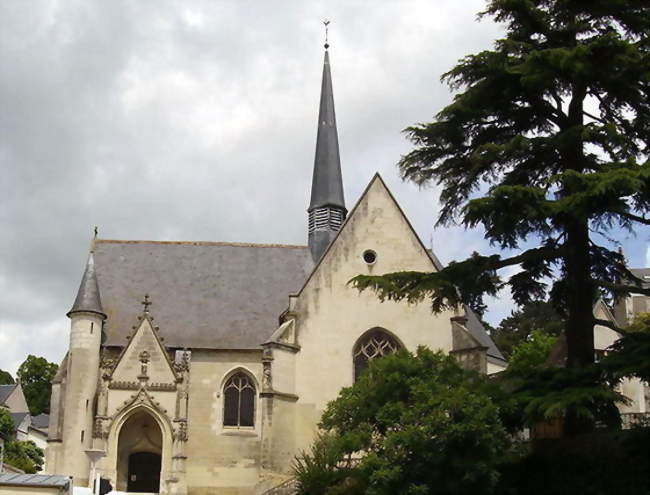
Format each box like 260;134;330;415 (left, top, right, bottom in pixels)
45;46;506;494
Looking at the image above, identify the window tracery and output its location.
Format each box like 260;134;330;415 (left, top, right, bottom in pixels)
353;329;401;382
223;371;256;427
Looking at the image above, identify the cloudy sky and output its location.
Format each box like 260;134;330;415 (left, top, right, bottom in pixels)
1;1;648;375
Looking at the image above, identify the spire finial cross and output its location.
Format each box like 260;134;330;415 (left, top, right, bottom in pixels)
141;293;152;314
323;19;330;50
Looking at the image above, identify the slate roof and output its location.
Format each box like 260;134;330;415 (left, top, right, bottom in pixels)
0;473;71;488
0;384;16;405
630;268;650;288
30;413;49;430
309;49;345;212
90;234;504;360
68;252;105;318
94;240;314;349
465;309;506;362
10;412;29;430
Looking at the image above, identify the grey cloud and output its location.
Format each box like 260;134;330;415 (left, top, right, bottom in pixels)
2;0;645;374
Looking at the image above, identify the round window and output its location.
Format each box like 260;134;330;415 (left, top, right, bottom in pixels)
363;250;377;264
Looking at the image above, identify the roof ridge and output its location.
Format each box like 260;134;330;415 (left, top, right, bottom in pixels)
95;239;308;249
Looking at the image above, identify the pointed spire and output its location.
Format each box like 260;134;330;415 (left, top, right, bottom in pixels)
67;251;106;319
308;29;347;260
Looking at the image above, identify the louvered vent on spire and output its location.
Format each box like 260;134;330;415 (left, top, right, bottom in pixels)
308;40;347;261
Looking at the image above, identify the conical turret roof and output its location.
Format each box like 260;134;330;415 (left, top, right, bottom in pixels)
67;251;106;319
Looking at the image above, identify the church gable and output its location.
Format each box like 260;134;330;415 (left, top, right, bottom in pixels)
301;173;437;295
111;314;176;386
291;174;458;415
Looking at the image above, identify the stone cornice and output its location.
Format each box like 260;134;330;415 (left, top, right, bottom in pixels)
260;390;299;401
109;381;176;391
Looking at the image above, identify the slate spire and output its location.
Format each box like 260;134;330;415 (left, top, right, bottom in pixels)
308;41;347;260
67;250;106;319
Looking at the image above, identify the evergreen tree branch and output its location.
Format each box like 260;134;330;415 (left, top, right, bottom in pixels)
619;211;650;225
582;110;607;126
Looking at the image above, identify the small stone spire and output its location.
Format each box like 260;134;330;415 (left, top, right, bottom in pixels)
308;23;347;261
67;251;106;319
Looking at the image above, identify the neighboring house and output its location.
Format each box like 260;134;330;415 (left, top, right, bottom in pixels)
540;298;649;438
45;45;506;495
613;267;650;413
593;299;646;414
0;384;49;473
0;383;31;441
613;267;650;324
0;473;72;495
0;384;29;418
28;415;50;452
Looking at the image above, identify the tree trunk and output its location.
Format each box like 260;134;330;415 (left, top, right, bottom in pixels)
564;218;596;436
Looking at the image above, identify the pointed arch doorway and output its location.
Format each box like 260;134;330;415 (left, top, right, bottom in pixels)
117;409;163;493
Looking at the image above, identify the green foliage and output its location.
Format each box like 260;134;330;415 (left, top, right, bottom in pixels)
3;440;44;474
351;0;650;435
0;369;14;385
491;301;563;358
625;312;650;334
512;365;625;430
295;349;510;495
0;408;15;440
293;432;366;495
17;355;58;415
507;330;558;375
0;408;45;473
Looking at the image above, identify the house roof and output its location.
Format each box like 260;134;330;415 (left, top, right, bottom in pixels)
30;413;49;430
630;268;650;288
0;384;16;405
464;308;506;362
94;240;314;349
10;412;29;430
0;473;71;488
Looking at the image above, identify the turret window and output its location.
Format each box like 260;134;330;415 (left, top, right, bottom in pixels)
353;329;401;382
223;372;256;428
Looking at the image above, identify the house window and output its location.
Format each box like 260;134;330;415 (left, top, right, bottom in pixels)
223;372;256;428
353;329;401;382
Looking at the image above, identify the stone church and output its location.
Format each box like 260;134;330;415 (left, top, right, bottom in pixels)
45;45;506;494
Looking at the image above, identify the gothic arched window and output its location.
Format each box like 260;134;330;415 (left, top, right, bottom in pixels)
353;329;402;382
223;371;256;427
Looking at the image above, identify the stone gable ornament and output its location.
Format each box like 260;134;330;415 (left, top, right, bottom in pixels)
139;350;150;380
